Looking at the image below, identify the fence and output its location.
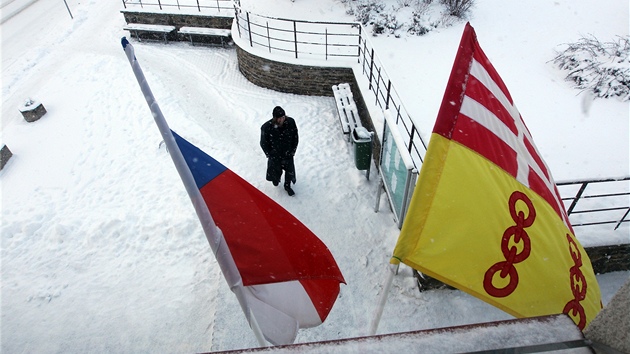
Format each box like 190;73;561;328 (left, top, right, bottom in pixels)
121;0;233;12
120;5;629;237
558;176;630;230
356;36;428;167
234;7;428;170
234;10;361;61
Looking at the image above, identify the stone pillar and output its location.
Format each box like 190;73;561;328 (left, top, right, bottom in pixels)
584;277;630;353
19;99;47;122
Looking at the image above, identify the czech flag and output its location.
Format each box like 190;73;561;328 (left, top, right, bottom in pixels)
122;37;345;346
173;131;345;345
390;23;601;330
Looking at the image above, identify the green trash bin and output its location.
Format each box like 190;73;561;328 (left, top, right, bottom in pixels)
352;127;372;175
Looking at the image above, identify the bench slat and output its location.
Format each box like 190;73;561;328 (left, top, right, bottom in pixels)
332;83;362;140
179;27;231;37
123;23;176;33
332;83;361;138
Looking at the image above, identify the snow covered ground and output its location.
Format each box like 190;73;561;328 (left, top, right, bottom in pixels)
1;0;628;353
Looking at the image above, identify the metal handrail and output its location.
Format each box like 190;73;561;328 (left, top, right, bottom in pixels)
121;2;628;235
356;36;427;166
121;0;233;12
234;10;361;60
557;176;630;229
234;7;428;168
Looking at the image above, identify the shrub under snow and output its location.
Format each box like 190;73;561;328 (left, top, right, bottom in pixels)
552;35;630;101
342;0;472;37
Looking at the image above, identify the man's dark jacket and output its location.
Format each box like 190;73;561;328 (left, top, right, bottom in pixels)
260;117;299;159
260;117;299;184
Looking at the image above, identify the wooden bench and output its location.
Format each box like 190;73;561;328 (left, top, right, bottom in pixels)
178;27;231;46
332;83;361;142
123;23;176;43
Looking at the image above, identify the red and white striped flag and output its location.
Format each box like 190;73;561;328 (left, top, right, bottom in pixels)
392;23;601;329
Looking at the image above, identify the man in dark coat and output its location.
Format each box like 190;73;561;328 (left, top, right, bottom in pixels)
260;106;299;196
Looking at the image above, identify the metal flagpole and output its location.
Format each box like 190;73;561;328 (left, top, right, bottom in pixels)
369;263;398;335
63;0;73;19
120;37;268;347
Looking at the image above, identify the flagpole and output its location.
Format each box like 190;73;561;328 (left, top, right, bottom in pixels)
369;263;397;335
121;37;268;347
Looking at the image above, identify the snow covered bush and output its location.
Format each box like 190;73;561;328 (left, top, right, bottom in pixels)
552;35;630;101
407;1;432;35
346;0;386;27
344;0;473;37
408;13;431;35
345;0;402;36
440;0;475;18
372;12;401;35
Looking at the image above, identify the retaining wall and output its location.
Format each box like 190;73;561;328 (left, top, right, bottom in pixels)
236;46;381;163
586;243;630;275
121;10;232;29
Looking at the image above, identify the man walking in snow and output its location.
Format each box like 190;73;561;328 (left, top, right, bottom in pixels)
260;106;299;196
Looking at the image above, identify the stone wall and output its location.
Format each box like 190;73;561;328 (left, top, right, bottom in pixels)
121;10;232;29
236;46;381;162
235;47;354;97
121;10;234;45
586;243;630;275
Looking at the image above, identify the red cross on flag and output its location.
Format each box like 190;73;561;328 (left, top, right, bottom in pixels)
391;23;602;330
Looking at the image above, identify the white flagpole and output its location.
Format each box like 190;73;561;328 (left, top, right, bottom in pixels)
369;263;398;335
121;37;268;347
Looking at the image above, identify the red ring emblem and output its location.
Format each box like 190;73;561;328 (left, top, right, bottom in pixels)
484;191;535;298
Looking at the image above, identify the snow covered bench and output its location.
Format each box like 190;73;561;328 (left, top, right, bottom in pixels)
178;27;231;46
332;83;361;142
123;23;176;43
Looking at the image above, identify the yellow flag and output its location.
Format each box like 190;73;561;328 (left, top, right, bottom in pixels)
391;23;602;330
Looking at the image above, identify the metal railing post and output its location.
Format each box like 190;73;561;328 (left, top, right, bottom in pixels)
375;66;382;107
615;208;630;230
357;27;362;61
233;5;241;38
567;182;589;215
325;28;328;60
293;21;298;59
267;22;271;53
362;40;369;75
385;80;392;109
368;48;375;90
246;12;253;47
